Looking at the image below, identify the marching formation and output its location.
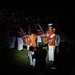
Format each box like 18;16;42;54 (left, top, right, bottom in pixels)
8;22;61;66
0;9;61;74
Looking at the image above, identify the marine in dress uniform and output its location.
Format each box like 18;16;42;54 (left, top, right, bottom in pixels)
17;26;25;51
46;23;56;62
27;31;37;51
27;31;37;66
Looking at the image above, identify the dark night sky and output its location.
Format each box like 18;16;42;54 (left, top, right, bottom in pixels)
0;0;75;18
0;0;74;12
0;1;75;22
0;0;75;40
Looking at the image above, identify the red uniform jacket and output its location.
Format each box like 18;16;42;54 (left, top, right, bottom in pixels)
46;29;55;46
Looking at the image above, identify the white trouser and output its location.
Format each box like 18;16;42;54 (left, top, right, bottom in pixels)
27;45;30;51
28;51;36;67
17;37;23;51
37;36;42;46
9;36;16;49
48;46;55;61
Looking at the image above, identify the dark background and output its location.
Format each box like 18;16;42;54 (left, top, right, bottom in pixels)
0;1;75;75
0;0;75;40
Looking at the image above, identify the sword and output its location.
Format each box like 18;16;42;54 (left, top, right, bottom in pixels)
18;26;24;33
38;24;44;33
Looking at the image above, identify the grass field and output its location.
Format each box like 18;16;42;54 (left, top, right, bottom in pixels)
1;46;56;75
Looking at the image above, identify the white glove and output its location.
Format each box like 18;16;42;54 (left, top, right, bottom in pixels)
50;34;55;38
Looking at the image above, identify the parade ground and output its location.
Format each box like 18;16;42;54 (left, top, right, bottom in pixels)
0;46;75;75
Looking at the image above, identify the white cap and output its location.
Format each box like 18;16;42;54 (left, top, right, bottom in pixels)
48;23;53;26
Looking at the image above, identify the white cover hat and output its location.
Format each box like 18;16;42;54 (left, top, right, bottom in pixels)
48;23;53;26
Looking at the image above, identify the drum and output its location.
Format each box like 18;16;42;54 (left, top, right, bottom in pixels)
41;36;47;44
22;35;28;46
40;34;47;44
